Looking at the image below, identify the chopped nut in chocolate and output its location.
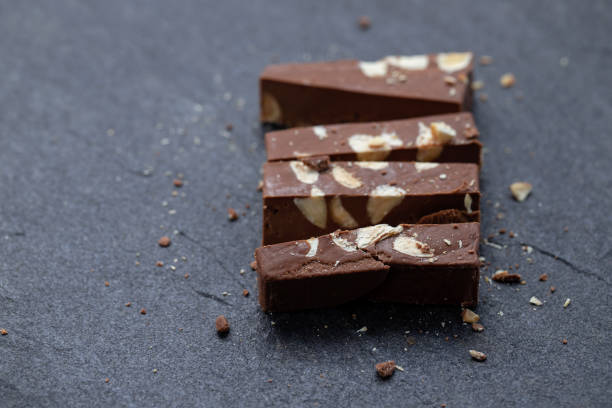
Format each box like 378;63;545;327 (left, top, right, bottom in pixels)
215;315;230;335
375;361;396;379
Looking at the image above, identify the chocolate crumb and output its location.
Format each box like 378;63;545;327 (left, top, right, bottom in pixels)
358;16;371;30
184;273;190;279
509;231;515;238
227;208;239;221
469;349;487;361
499;229;506;234
242;289;249;297
104;281;109;287
375;361;396;379
250;260;257;270
539;273;548;281
478;93;488;102
562;338;568;345
550;286;556;293
225;123;233;131
105;378;110;383
216;315;230;335
173;179;183;188
158;236;171;247
492;270;521;283
140;308;147;315
125;302;131;307
299;155;330;172
472;323;485;332
0;329;7;336
156;261;164;267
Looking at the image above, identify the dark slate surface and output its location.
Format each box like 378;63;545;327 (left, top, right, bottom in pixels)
1;1;611;406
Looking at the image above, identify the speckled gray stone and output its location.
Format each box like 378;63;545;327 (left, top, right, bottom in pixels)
0;1;611;407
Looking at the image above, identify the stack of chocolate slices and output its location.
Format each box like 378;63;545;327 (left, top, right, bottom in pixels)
255;53;482;312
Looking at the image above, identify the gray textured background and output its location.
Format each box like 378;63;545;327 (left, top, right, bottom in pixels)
1;1;611;407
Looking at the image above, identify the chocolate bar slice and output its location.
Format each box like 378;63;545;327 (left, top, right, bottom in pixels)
260;53;473;127
266;112;481;164
256;223;480;312
262;161;479;244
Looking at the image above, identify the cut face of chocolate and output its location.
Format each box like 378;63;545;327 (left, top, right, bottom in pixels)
262;161;480;244
255;222;480;312
260;53;474;127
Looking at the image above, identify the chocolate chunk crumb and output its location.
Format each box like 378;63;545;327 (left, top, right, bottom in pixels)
158;236;171;247
469;349;487;361
105;378;110;383
550;286;556;293
242;289;249;297
358;16;371;30
499;229;506;234
562;338;568;345
250;260;257;271
156;261;164;267
539;273;548;281
492;270;521;283
0;329;7;336
227;208;239;221
125;302;131;307
375;361;396;379
225;123;233;131
173;179;183;188
299;155;330;172
140;308;147;315
472;323;485;332
184;273;190;279
216;315;230;335
104;281;109;287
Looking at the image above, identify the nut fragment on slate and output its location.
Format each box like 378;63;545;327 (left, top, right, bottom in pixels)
227;207;239;221
158;236;171;247
479;55;493;65
375;361;396;378
500;73;516;88
472;323;484;332
461;308;480;323
492;270;521;283
215;315;230;335
358;15;371;30
563;298;571;308
469;350;487;361
529;296;543;306
510;182;532;202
